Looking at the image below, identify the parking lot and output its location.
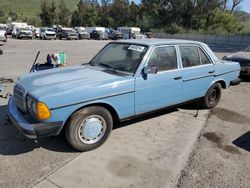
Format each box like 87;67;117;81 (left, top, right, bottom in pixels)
0;39;249;188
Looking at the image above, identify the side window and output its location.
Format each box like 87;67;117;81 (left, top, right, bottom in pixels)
198;48;211;65
147;46;177;72
179;46;200;68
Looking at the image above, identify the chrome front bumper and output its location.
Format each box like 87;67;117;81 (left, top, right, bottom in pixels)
8;97;62;139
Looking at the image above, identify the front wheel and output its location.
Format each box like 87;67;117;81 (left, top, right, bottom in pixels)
201;83;222;109
65;106;113;152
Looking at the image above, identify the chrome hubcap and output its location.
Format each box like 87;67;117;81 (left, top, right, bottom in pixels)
78;115;106;144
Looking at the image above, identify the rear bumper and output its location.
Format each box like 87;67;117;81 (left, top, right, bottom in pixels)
67;35;78;39
8;97;62;139
230;78;241;86
18;34;32;38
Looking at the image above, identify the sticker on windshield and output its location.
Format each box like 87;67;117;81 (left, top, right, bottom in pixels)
128;45;145;52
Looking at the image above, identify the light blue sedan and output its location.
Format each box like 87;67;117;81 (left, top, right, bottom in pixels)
8;39;241;151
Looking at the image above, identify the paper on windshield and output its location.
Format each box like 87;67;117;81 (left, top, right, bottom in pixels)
128;45;145;52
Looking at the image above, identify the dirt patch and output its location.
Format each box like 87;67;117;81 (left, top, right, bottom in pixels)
107;155;142;178
0;78;14;84
211;108;250;124
223;145;242;155
203;132;222;146
203;132;241;155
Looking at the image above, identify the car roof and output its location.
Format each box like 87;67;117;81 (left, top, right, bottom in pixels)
115;39;206;47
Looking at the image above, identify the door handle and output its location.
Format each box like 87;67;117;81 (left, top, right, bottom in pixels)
174;76;182;80
208;70;215;74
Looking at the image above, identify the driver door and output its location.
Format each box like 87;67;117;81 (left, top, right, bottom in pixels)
135;46;183;114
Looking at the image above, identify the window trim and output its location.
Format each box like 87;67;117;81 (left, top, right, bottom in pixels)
178;44;214;69
145;45;179;73
197;46;213;65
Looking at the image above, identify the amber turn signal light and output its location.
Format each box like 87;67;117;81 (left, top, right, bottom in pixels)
36;102;51;120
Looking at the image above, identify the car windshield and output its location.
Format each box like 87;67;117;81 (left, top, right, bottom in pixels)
63;29;74;32
244;46;250;52
20;28;29;31
90;43;148;74
47;28;54;32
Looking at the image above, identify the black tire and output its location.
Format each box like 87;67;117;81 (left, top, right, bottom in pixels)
201;83;222;109
65;106;113;152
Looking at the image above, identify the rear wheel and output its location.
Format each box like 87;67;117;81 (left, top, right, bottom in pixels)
65;106;113;152
201;83;222;109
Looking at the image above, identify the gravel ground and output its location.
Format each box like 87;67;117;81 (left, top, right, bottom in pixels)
177;77;250;188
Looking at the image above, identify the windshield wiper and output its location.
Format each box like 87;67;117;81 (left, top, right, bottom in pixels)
99;63;114;69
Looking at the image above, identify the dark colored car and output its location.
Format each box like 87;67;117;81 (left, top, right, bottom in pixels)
57;28;78;40
90;30;108;40
107;29;123;40
145;32;155;38
222;46;250;76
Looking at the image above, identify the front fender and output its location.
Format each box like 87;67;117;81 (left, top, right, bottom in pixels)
44;92;135;135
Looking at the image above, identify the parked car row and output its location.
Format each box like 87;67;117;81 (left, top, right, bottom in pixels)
0;26;7;42
2;23;154;41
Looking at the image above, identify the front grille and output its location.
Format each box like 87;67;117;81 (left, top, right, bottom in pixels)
81;34;89;38
46;33;55;37
14;85;26;112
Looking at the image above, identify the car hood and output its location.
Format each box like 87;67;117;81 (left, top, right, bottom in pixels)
66;32;77;35
114;31;123;35
20;30;32;34
45;31;55;34
226;52;250;60
17;65;134;109
79;32;89;35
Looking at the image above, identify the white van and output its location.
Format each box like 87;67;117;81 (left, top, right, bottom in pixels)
117;27;141;39
85;27;106;33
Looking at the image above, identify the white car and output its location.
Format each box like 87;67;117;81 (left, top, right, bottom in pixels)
34;28;40;38
16;27;33;39
40;28;56;40
0;29;7;42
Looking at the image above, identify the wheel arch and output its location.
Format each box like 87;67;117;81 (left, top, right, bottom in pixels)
63;102;120;129
215;80;227;89
210;79;227;89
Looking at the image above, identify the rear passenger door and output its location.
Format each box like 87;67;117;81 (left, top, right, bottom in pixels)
179;45;215;102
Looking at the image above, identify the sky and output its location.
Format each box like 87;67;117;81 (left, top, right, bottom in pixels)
239;0;250;13
132;0;250;13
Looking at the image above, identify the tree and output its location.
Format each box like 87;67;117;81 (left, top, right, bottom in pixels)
71;1;99;27
58;0;71;26
8;11;18;21
40;0;57;27
231;0;243;12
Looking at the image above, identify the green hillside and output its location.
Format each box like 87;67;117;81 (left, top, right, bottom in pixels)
234;11;250;34
0;0;79;18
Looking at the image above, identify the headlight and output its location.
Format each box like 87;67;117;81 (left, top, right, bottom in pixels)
27;96;37;114
27;96;51;120
27;97;32;110
32;101;37;114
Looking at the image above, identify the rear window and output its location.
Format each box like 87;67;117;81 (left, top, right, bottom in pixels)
179;46;201;67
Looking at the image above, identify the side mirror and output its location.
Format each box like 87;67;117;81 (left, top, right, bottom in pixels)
143;66;157;75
